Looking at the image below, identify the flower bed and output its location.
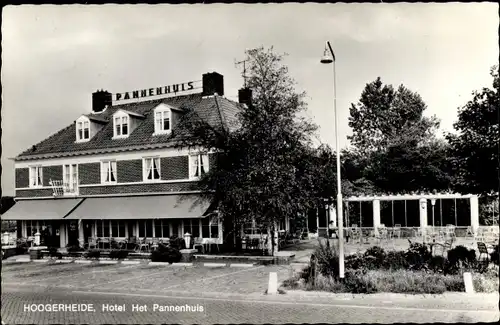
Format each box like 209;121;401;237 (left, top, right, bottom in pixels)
282;239;499;294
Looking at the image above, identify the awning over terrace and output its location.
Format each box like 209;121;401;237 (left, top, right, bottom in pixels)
1;198;84;220
64;194;213;220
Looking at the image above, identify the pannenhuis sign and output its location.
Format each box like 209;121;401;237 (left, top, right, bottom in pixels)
114;81;196;101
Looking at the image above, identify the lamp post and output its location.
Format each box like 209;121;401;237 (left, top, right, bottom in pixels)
431;199;436;229
321;41;344;279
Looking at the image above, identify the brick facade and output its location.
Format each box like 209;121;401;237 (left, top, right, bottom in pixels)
117;160;143;183
15;168;29;188
79;181;199;195
161;156;189;180
79;163;101;185
16;188;54;198
42;165;63;185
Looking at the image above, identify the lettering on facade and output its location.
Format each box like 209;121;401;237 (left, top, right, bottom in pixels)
115;81;195;101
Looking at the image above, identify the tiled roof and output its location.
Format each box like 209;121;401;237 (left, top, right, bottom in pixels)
16;93;243;161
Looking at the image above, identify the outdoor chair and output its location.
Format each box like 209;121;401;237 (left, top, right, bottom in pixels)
87;237;98;250
137;238;149;252
193;237;204;254
375;227;389;245
149;238;160;251
433;238;454;257
393;225;402;239
477;242;489;263
465;226;475;239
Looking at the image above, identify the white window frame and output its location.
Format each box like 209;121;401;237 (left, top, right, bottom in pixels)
75;116;91;143
101;160;117;184
113;111;130;139
143;157;161;181
153;105;172;135
189;154;209;179
62;164;79;195
28;166;43;188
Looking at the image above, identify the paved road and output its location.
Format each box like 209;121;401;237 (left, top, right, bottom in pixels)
2;261;498;324
3;284;499;324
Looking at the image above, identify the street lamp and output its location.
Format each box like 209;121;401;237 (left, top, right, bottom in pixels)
431;199;436;228
321;41;344;279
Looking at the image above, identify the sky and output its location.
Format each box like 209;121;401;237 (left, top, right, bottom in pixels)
1;3;498;197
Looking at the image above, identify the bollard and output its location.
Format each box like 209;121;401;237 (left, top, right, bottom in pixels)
268;272;278;295
463;272;474;293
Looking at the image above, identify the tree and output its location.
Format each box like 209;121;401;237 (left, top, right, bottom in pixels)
177;47;331;255
348;78;439;155
446;65;499;195
345;78;450;194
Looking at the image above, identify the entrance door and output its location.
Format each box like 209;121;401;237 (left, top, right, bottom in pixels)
67;220;79;246
83;221;92;244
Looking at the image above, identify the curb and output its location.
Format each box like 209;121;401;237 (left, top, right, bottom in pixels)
99;260;118;264
75;260;92;264
8;259;255;268
203;262;226;267
229;263;254;268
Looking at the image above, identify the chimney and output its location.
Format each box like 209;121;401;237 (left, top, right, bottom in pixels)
92;90;112;113
202;72;224;96
238;88;252;107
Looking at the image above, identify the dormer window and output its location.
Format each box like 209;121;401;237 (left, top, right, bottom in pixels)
112;109;144;139
114;116;129;137
75;115;106;143
77;121;90;141
154;105;172;135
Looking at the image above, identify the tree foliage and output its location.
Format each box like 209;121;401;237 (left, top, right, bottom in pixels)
348;78;439;156
345;78;450;194
446;65;500;195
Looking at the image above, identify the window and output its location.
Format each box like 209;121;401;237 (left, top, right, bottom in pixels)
96;220;111;238
101;161;117;184
138;220;153;238
114;115;129;137
202;217;219;239
153;220;172;238
184;219;200;238
63;164;78;194
189;154;209;179
110;221;126;237
143;157;161;181
76;120;90;141
153;105;172;135
29;166;43;187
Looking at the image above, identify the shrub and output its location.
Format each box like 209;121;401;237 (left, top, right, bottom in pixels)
48;247;62;259
405;241;432;270
85;250;101;259
66;245;83;253
313;239;340;279
168;237;186;250
151;245;182;263
109;250;129;259
490;245;499;265
343;269;378;293
382;251;409;270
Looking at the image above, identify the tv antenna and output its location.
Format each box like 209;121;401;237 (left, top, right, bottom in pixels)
235;58;249;88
